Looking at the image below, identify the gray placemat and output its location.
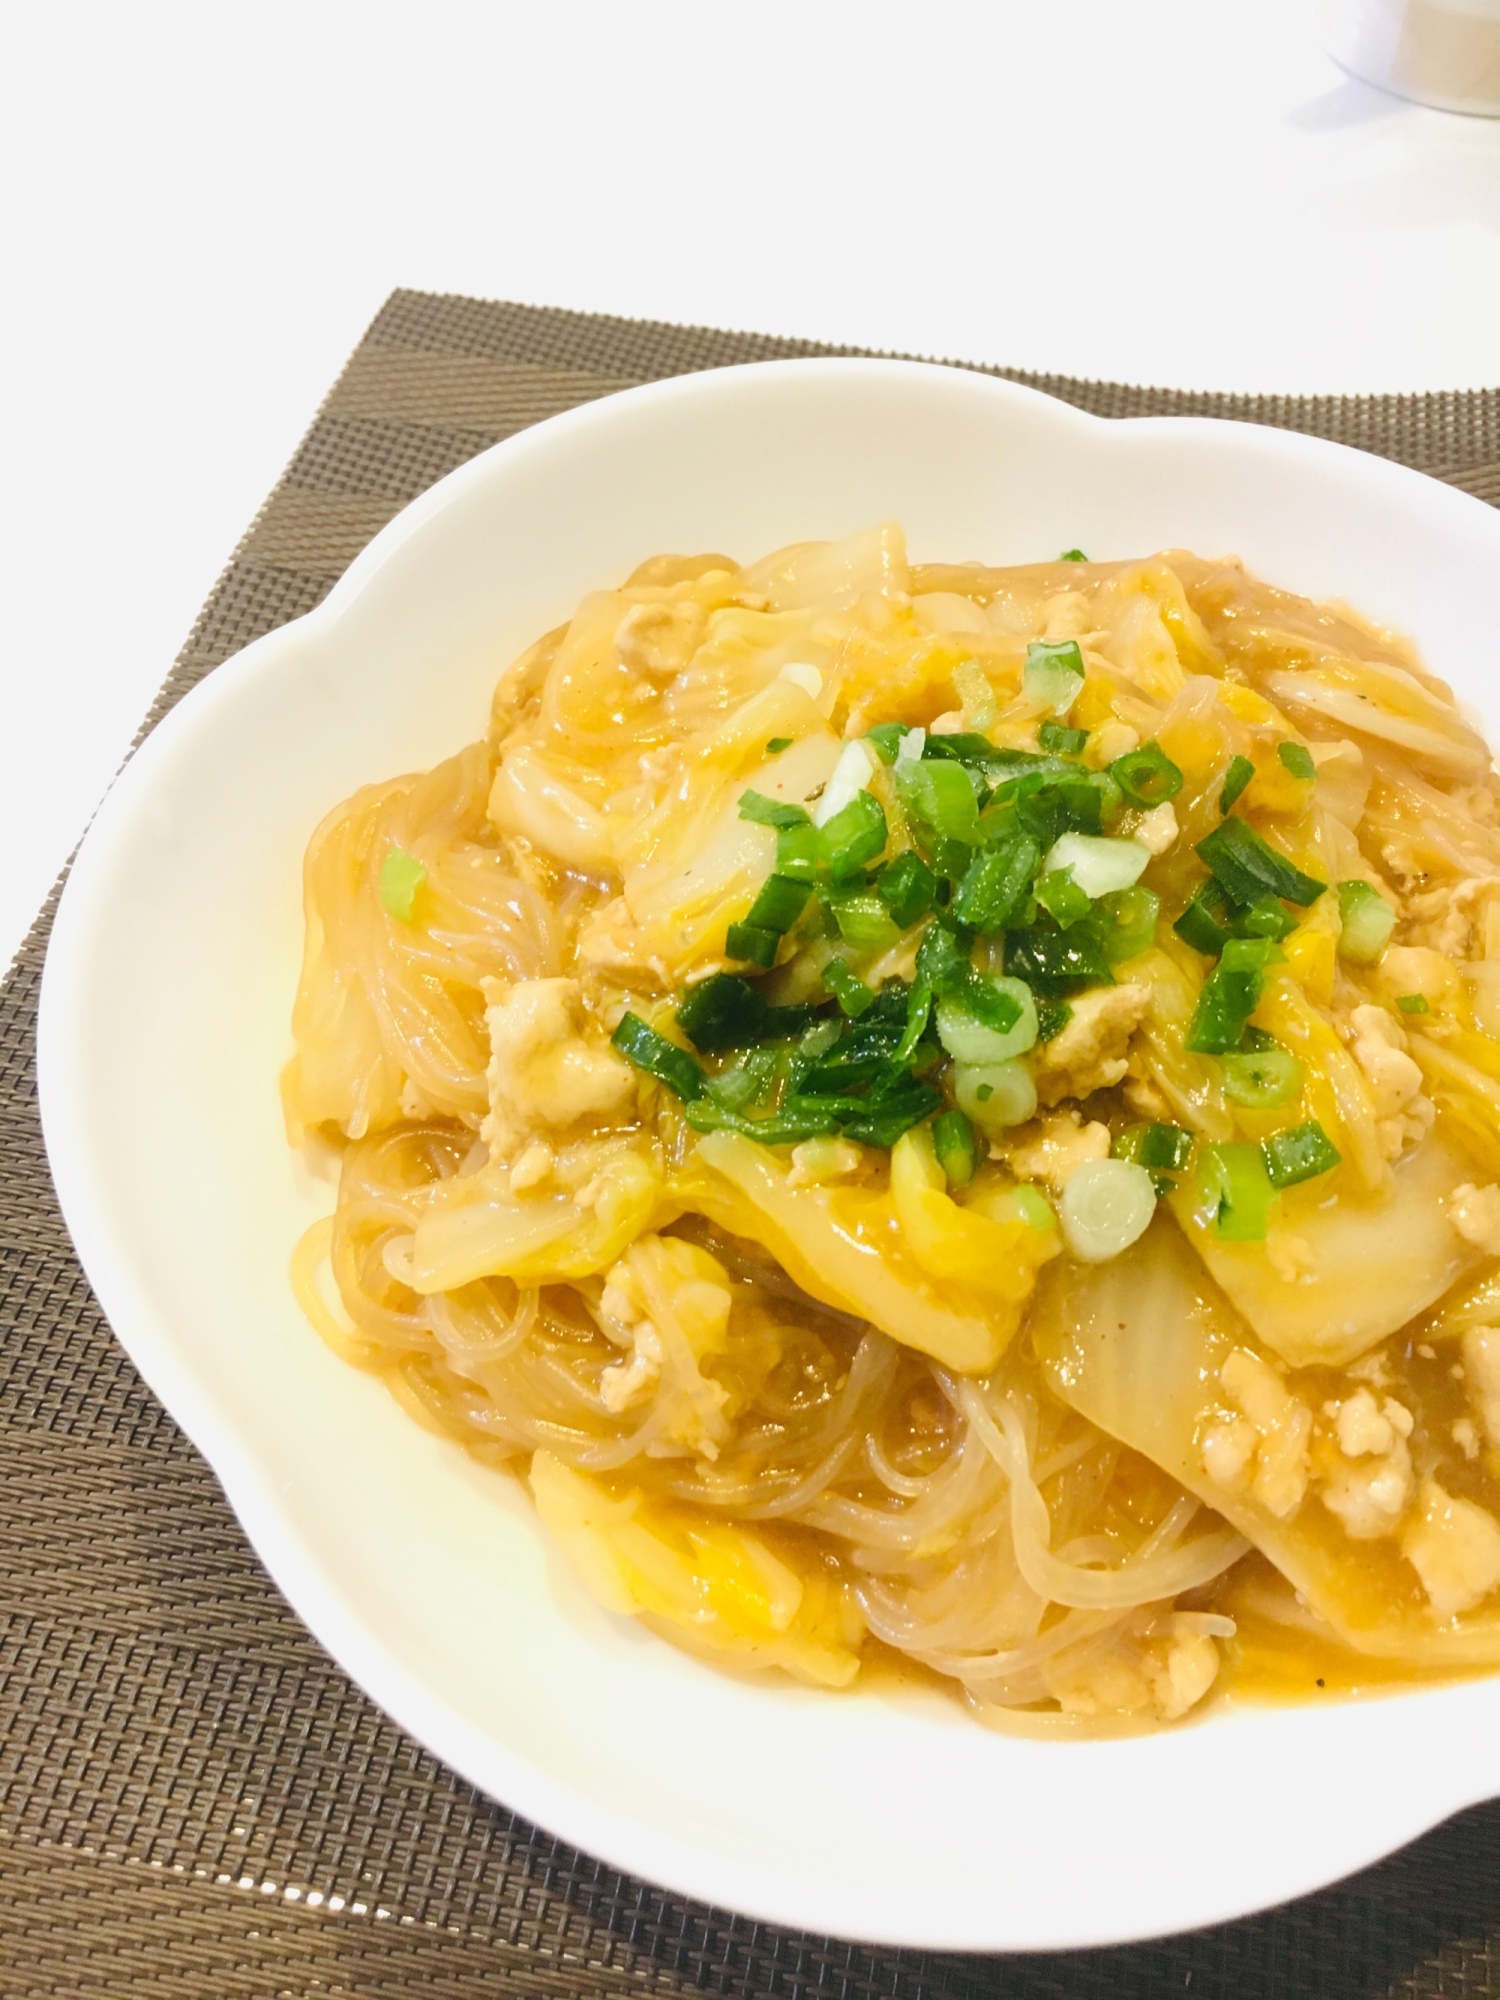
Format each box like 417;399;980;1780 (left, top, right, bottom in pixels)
3;289;1499;2000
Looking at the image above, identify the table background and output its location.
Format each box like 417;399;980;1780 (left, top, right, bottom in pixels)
3;0;1499;977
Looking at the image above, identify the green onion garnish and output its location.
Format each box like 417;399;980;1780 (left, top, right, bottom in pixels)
1115;1122;1195;1173
774;821;824;881
1039;720;1089;754
1222;1046;1303;1108
1336;879;1396;964
746;873;813;936
826;890;901;955
1005;925;1114;997
1184;938;1278;1054
766;737;793;755
379;848;427;924
933;1108;980;1187
1219;756;1255;814
1092;885;1159;963
1262;1120;1342;1188
1196;1142;1276;1242
725;921;778;968
820;791;889;881
1396;993;1430;1014
876;851;937;929
1235;893;1298;942
676;973;773;1052
1174;879;1237;957
864;722;911;765
684;1099;841;1146
1034;866;1092;929
1059;548;1088;563
1110;740;1184;807
739;789;812;830
708;1048;780;1112
1195;819;1325;909
952;838;1039;932
1034;997;1073;1042
1023;640;1086;717
897;757;981;845
1278;742;1316;782
824;958;876;1017
612;1013;708;1101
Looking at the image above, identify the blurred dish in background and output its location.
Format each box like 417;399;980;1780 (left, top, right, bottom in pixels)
1328;0;1500;114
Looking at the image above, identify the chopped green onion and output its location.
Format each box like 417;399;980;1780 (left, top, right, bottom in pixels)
1023;639;1086;717
1005;925;1115;997
1059;548;1088;563
774;821;825;881
915;922;971;994
935;979;1037;1064
1396;993;1430;1015
708;1048;779;1111
876;851;937;929
739;789;811;830
1336;879;1395;964
1043;831;1151;899
1092;885;1159;963
864;722;911;764
1195;819;1325;909
1222;1047;1303;1108
1110;740;1183;808
725;921;778;968
1262;1120;1342;1189
824;958;876;1017
1035;997;1073;1042
952;837;1040;932
827;890;901;955
1174;879;1237;957
1184;938;1278;1054
821;791;888;881
1115;1122;1195;1173
896;758;980;844
1039;720;1088;754
766;737;793;755
677;973;771;1050
1034;866;1093;929
1236;893;1298;942
933;1108;980;1188
830;1076;945;1149
928;835;975;888
379;848;427;923
1060;1159;1159;1263
1278;742;1316;782
746;874;813;936
954;1058;1038;1131
1219;756;1255;814
892;981;934;1065
612;1013;708;1101
1010;1182;1057;1230
1195;1142;1276;1242
684;1098;841;1145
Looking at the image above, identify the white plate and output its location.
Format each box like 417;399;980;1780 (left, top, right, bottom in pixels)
37;358;1500;1952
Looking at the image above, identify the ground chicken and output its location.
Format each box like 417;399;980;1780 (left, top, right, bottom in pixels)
481;976;635;1161
1347;1003;1433;1159
1032;984;1149;1106
995;1109;1111;1188
1318;1390;1415;1540
1401;874;1500;960
1402;1479;1500;1617
1462;1324;1500;1446
1206;1349;1312;1519
1130;802;1179;856
1452;1186;1500;1258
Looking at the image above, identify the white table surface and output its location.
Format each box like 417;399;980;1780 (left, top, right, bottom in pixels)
3;0;1498;976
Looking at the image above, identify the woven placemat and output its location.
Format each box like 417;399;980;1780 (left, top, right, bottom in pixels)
4;291;1499;2000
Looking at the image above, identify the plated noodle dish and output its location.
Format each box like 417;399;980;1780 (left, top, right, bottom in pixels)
285;522;1500;1734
